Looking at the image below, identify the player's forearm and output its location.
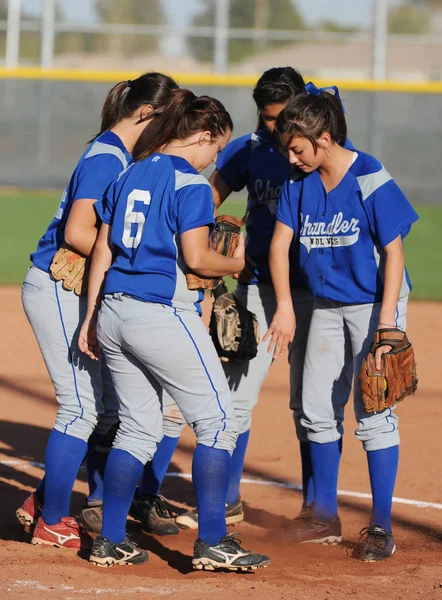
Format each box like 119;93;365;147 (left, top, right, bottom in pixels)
379;236;405;327
85;227;112;322
269;239;292;306
188;249;244;277
64;226;98;257
209;170;232;209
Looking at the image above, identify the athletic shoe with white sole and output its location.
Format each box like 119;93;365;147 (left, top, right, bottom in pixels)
192;533;270;572
176;497;244;530
129;494;179;536
16;492;42;532
31;516;92;550
78;502;103;535
287;515;342;545
89;535;149;567
352;525;396;562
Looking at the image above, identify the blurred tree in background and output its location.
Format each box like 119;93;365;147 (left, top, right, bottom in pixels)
388;4;431;34
0;0;41;62
94;0;165;55
189;0;306;64
318;20;360;34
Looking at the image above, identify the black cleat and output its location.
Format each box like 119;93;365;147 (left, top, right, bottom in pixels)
129;494;179;536
287;514;342;545
176;497;244;530
352;525;396;562
192;533;270;572
78;502;103;535
89;535;148;567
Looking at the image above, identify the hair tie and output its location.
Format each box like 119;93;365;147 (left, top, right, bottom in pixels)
304;81;346;113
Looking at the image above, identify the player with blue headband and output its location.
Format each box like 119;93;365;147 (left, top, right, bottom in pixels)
127;67;354;537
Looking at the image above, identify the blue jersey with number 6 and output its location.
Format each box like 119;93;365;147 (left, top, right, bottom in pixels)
31;131;131;273
97;154;215;314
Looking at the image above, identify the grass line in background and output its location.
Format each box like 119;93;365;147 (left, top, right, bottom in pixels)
0;190;439;301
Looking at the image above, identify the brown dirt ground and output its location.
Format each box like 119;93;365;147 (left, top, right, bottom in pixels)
0;287;441;600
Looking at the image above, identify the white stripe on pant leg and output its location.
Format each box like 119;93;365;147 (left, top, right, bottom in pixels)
21;266;101;441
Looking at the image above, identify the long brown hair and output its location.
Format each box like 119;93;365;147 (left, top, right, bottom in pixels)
89;72;179;143
135;89;233;160
253;67;305;130
276;91;347;152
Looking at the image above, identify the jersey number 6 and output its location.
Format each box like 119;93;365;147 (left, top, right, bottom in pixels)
122;189;151;249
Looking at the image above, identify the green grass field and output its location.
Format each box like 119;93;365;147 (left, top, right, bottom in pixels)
1;189;440;300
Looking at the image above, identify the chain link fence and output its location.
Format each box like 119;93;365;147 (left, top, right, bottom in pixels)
0;77;441;204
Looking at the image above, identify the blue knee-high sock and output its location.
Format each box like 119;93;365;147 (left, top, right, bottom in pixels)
101;449;143;544
137;435;180;497
42;429;88;525
192;445;230;546
36;476;45;505
299;442;314;508
226;430;249;506
310;440;341;522
367;445;399;532
85;431;108;505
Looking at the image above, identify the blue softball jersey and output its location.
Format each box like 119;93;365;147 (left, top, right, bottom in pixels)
276;150;419;304
97;154;215;314
31;130;131;272
216;127;354;287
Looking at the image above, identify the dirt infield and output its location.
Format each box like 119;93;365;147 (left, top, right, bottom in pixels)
0;287;440;600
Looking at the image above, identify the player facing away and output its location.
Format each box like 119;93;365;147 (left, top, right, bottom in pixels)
19;72;179;549
266;90;418;560
78;90;271;571
137;67;353;533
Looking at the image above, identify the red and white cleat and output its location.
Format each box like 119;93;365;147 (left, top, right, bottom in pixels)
31;516;92;550
16;492;42;533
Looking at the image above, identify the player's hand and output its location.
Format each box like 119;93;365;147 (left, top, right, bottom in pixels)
232;232;245;260
230;233;245;276
262;303;296;359
232;253;256;283
374;344;393;371
79;318;101;361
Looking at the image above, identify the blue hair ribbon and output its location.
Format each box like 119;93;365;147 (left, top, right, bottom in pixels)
304;81;346;113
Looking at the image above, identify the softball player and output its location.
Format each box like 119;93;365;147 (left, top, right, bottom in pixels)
18;72;178;550
78;90;270;570
267;90;418;560
136;67;353;532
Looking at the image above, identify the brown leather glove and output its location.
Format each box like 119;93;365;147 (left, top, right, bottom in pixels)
359;328;418;413
209;283;260;362
185;214;246;291
49;246;90;296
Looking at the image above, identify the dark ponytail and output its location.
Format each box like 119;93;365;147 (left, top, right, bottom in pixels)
89;72;179;143
136;89;233;161
276;91;347;152
253;66;306;130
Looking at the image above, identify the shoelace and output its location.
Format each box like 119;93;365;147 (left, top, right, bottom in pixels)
356;526;390;548
153;496;175;519
221;532;249;552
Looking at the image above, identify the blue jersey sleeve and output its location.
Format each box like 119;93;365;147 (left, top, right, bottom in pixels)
72;154;123;202
94;182;117;225
276;180;296;231
365;179;419;248
177;183;215;235
215;135;252;192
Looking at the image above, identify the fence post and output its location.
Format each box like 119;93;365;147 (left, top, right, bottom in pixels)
5;0;21;68
213;0;230;73
372;0;388;80
41;0;56;68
